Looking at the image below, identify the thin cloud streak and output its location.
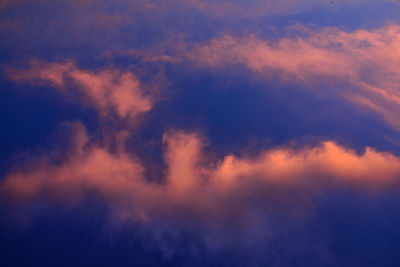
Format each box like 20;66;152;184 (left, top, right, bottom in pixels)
183;24;400;130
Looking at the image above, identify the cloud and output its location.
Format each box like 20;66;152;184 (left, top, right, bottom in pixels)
0;0;393;15
182;0;389;18
184;24;400;130
7;60;153;120
1;124;400;232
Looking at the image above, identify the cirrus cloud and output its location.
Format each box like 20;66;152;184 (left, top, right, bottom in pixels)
184;24;400;131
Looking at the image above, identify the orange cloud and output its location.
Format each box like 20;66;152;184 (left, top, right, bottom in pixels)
7;60;153;120
185;24;400;130
211;142;400;191
163;131;206;195
1;126;400;227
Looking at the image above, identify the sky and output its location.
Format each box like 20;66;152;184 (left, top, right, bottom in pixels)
1;0;400;266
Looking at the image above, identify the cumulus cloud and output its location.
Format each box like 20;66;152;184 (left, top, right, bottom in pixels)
2;0;400;264
184;24;400;130
1;123;400;232
7;60;153;120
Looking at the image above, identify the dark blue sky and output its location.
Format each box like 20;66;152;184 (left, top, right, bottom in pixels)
1;1;400;266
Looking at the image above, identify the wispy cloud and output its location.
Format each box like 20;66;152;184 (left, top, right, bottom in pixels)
7;60;153;120
184;24;400;130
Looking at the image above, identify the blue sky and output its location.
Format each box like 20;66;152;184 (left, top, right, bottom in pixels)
1;1;400;266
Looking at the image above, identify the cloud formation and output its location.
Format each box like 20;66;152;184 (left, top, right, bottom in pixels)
2;123;400;232
7;60;153;120
0;0;393;15
185;24;400;130
2;0;400;265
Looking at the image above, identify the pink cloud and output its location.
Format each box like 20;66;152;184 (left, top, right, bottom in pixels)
163;131;206;195
1;0;392;19
2;126;400;228
185;24;400;130
7;60;153;120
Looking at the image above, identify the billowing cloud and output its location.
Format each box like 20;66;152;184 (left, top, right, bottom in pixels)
7;60;153;120
2;123;400;232
184;24;400;130
2;0;400;265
